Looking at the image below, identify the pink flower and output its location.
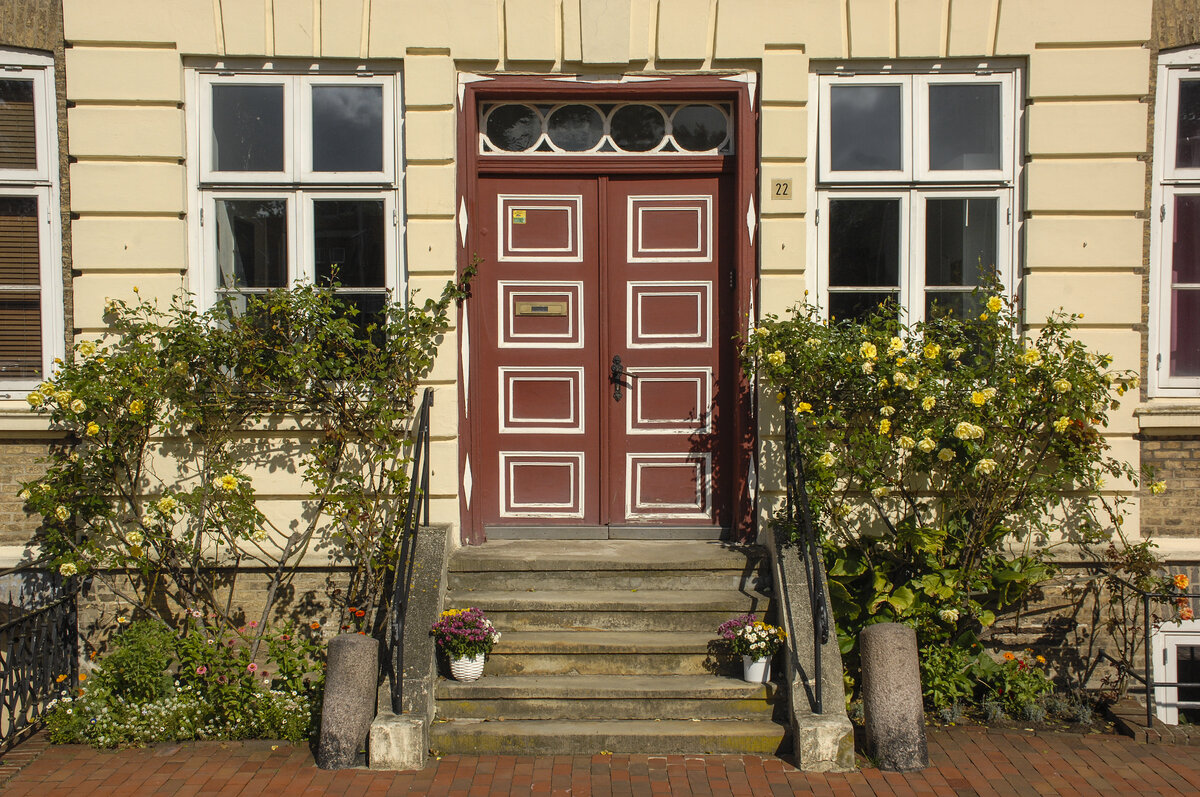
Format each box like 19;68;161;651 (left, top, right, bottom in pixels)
190;609;202;619
247;663;258;673
196;665;207;675
249;620;258;628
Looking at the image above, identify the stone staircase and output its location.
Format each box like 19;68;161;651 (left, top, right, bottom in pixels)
429;539;790;756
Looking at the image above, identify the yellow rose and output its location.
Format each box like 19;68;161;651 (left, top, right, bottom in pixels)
1053;417;1070;433
923;343;941;360
917;437;937;453
859;341;877;361
156;496;178;514
974;458;998;475
128;399;145;415
26;392;44;408
818;452;836;468
85;422;100;436
922;396;936;411
986;296;1003;314
766;350;786;367
795;401;813;414
871;486;890;498
70;399;86;413
1150;481;1167;495
971;391;988;406
878;419;891;435
78;341;96;357
1052;379;1071;394
880;406;895;417
938;448;956;462
214;474;239;492
59;562;78;577
887;337;904;356
54;505;69;521
805;337;821;348
897;436;915;451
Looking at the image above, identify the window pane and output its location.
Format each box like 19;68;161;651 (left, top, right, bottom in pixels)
1178;645;1200;704
314;200;385;288
829;199;900;287
671;105;728;152
925;198;998;287
312;85;384;172
547;105;603;152
829;85;902;172
215;200;287;290
211;85;285;172
0;197;40;286
0;291;41;379
1177;79;1200;170
829;292;898;323
926;291;986;321
0;79;36;170
485;104;542;152
1174;195;1200;285
928;84;1001;171
1172;288;1200;377
611;104;666;152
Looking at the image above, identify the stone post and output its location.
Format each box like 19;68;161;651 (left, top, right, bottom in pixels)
317;633;381;769
859;623;929;771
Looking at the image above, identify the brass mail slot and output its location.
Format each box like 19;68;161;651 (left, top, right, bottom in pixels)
515;301;568;317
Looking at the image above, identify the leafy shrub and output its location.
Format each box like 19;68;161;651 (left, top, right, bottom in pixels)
980;650;1054;717
45;618;324;747
919;643;982;710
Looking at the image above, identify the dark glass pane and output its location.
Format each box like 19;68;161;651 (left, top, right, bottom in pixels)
215;200;287;289
1174;195;1200;285
829;199;900;287
1178;645;1200;704
1177;79;1200;170
829;292;898;323
610;104;666;152
0;291;41;379
830;85;902;171
925;198;998;287
336;292;388;344
212;85;285;172
1172;288;1200;377
312;85;383;172
0;79;37;170
485;104;541;152
672;105;728;152
926;291;986;321
314;200;385;288
547;105;603;151
929;84;1002;171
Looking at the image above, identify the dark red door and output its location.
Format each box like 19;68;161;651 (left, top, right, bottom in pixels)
472;175;731;531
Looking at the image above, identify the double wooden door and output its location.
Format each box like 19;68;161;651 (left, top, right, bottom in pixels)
471;174;733;532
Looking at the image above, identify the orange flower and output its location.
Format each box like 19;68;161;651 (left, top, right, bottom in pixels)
1003;651;1015;661
1036;655;1046;664
1183;606;1195;622
78;673;87;681
55;674;67;683
355;609;366;618
1175;574;1191;591
310;622;320;630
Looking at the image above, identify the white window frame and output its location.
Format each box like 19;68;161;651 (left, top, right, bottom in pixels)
1150;48;1200;396
809;63;1021;325
186;63;404;310
815;188;1012;324
817;75;911;183
0;48;64;395
1153;620;1200;725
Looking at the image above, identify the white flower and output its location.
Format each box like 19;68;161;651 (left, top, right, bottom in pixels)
937;448;956;462
939;608;960;623
893;372;909;388
1052;378;1071;394
861;361;874;374
897;436;915;451
125;530;144;546
58;561;77;577
54;505;69;522
880;406;895;417
766;350;786;366
818;452;836;468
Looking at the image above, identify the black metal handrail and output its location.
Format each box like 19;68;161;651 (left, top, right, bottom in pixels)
782;395;832;714
0;558;79;752
1086;573;1200;729
384;386;433;712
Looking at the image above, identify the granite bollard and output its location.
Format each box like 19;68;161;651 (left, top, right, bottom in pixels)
317;633;381;769
859;623;929;771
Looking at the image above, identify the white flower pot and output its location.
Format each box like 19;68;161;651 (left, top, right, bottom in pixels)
742;655;771;683
449;653;486;681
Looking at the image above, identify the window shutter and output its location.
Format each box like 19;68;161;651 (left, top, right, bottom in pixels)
0;79;37;171
0;198;41;378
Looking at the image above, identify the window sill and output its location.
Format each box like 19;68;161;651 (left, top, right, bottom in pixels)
1136;403;1200;436
0;406;61;436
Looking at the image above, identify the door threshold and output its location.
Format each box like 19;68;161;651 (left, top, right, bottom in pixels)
485;525;728;541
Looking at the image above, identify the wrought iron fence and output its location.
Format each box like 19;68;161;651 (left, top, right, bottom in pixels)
1088;574;1200;729
0;559;79;752
383;387;433;713
782;396;833;714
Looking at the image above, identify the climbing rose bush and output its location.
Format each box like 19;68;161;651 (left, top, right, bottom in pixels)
742;292;1149;658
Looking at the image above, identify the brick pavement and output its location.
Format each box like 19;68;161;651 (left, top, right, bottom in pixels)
2;725;1199;795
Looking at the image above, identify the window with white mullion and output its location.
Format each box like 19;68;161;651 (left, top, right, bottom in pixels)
205;192;294;314
299;74;396;184
914;72;1014;183
818;75;911;183
916;190;1009;322
301;191;398;322
819;190;908;322
1158;187;1200;387
199;75;292;183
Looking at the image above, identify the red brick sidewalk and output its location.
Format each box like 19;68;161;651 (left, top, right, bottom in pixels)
3;725;1199;795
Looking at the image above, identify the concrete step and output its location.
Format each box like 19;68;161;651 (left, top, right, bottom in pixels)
445;589;770;632
449;568;758;592
449;540;765;572
435;674;778;720
484;631;734;676
429;718;790;756
485;525;726;540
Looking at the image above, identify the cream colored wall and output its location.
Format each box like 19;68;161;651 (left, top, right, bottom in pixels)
56;0;1153;544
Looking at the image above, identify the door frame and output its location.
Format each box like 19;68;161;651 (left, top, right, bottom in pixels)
456;73;759;545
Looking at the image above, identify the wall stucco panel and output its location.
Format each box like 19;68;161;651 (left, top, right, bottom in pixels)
947;0;996;56
657;0;711;62
1026;160;1146;213
1025;217;1145;269
848;0;894;58
1024;271;1143;327
1027;102;1148;156
64;48;182;103
506;0;558;62
72;274;185;330
220;0;269;55
68;107;183;159
71;217;187;271
1028;48;1150;98
897;0;946;57
70;162;185;214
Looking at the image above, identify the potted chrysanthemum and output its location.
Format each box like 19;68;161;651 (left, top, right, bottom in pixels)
718;613;786;683
430;607;501;682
